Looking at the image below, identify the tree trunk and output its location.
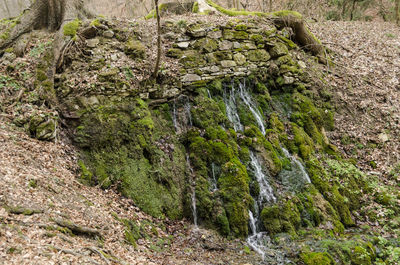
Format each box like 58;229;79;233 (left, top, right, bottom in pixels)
152;0;161;79
350;0;356;20
396;0;400;25
0;0;93;108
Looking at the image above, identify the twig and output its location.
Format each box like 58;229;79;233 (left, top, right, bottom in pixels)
54;218;102;238
85;247;111;265
45;245;101;265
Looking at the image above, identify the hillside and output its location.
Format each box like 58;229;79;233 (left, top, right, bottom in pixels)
0;12;399;265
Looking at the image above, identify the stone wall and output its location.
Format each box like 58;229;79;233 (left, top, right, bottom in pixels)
164;19;306;89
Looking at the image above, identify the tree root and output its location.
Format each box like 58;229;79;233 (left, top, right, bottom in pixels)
54;218;102;238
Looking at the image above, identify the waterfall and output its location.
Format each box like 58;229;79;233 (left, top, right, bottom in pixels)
210;163;218;192
280;148;311;190
224;80;276;260
247;210;270;261
186;154;198;228
238;82;266;135
250;152;276;205
207;89;212;99
184;100;192;127
224;85;244;132
172;101;178;132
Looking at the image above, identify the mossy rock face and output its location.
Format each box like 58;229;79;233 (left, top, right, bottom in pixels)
28;114;57;141
300;252;334;265
75;99;186;219
269;42;289;58
124;39;146;60
248;49;271;62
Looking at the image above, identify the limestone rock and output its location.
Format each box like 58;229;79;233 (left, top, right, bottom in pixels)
103;30;114;38
248;49;271;62
177;42;190;49
219;40;233;50
86;38;99;48
28;115;57;141
124;39;146;59
233;53;246;66
208;30;222;39
182;74;201;82
220;60;237;68
270;43;289;58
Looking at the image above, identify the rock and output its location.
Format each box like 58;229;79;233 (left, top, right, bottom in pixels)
177;42;190;49
187;28;207;38
103;30;114;38
140;93;149;99
219;40;233;50
208;30;222;39
248;49;271;62
2;52;16;62
182;74;201;82
110;54;118;61
28;115;57;141
283;75;295;84
298;60;307;68
378;132;389;143
210;65;220;72
124;39;146;59
233;42;241;49
86;38;99;48
242;42;257;50
220;60;237;68
163;88;180;98
233;53;246;66
193;38;218;53
269;43;289;58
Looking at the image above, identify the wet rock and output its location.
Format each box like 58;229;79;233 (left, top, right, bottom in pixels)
283;75;295;85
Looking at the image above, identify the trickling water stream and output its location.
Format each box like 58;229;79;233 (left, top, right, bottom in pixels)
238;82;266;135
280;148;311;191
186;153;198;229
210;163;218;192
224;81;276;260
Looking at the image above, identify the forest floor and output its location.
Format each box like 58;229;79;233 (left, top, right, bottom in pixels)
0;17;399;265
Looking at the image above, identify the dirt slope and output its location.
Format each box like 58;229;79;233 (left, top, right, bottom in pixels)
311;21;400;177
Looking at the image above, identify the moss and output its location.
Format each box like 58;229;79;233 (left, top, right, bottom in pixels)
192;2;199;13
90;19;101;27
193;38;218;53
63;19;81;37
248;49;271;62
179;50;205;68
144;4;167;19
260;199;301;236
218;158;252;237
36;70;47;82
167;48;184;58
79;160;93;185
124;39;146;60
300;252;334;265
233;30;249;40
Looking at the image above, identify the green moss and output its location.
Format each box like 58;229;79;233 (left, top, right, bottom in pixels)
248;49;271;62
351;246;372;265
218;158;252;237
233;30;249;40
260;199;301;236
300;252;334;265
144;4;167;19
63;19;81;37
167;48;184;58
124;39;146;60
192;2;199;13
